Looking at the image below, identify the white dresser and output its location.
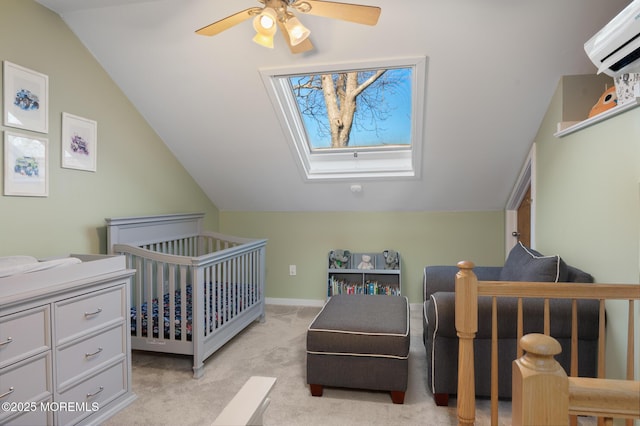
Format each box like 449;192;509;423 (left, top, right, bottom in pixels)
0;255;136;425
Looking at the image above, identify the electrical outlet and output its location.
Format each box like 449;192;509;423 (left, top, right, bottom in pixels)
289;265;296;276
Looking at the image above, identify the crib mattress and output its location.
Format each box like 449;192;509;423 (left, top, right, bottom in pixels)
130;283;254;340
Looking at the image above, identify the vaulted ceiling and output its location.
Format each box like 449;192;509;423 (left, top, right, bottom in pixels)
35;0;630;212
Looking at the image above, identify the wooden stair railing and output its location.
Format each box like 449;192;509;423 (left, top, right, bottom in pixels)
454;261;640;426
513;333;640;426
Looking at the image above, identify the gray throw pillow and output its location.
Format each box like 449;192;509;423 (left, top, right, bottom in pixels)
500;242;567;282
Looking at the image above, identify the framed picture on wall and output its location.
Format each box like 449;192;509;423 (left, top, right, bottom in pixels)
61;112;97;172
3;61;49;134
4;131;49;197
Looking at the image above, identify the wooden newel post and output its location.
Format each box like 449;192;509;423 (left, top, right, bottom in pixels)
456;260;477;426
512;333;569;426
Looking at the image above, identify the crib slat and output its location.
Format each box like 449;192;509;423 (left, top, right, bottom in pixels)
216;262;222;328
156;261;165;339
180;265;187;341
225;259;231;321
245;253;250;307
232;256;237;318
248;252;253;306
135;256;143;338
168;263;176;340
220;261;225;328
227;259;232;322
255;250;259;303
229;258;234;318
240;254;245;311
204;266;211;336
145;259;154;338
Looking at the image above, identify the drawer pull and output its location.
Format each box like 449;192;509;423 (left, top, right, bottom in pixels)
85;347;103;358
86;386;104;399
0;387;15;399
84;308;103;318
0;337;12;347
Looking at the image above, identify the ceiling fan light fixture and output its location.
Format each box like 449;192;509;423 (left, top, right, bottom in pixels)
283;15;310;46
253;7;278;33
252;32;275;48
252;7;277;48
195;1;382;54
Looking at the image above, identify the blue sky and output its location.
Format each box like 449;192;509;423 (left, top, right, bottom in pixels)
289;67;413;149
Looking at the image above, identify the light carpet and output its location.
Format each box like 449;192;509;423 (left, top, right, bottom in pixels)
103;304;513;426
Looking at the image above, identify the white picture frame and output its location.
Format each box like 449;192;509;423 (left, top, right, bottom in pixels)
61;112;97;172
4;131;49;197
3;61;49;134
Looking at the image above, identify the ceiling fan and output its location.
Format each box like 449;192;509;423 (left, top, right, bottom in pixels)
195;0;381;54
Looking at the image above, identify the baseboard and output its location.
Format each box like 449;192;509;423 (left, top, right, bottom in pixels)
265;297;325;307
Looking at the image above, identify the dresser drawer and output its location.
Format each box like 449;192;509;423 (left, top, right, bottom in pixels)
0;352;52;424
2;402;52;426
55;285;125;343
56;360;127;426
0;305;50;369
57;323;125;387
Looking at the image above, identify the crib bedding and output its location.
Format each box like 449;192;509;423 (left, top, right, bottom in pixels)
130;282;255;340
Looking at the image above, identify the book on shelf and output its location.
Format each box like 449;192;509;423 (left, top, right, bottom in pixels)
328;276;400;296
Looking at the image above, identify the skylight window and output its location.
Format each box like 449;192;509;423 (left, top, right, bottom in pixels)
260;57;426;180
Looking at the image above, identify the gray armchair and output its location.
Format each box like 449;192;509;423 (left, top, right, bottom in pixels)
422;242;599;406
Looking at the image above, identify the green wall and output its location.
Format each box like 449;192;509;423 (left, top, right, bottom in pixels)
220;211;505;304
0;0;219;257
534;75;640;381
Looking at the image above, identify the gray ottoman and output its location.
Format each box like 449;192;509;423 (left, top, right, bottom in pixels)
306;294;410;404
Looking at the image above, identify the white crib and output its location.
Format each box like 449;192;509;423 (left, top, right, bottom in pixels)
106;213;267;378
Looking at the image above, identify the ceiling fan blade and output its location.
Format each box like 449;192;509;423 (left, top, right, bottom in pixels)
291;37;314;54
292;1;381;26
195;7;261;36
277;20;314;54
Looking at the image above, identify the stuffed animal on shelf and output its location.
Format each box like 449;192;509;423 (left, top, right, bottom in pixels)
588;85;617;118
329;249;351;269
357;254;374;270
383;249;399;270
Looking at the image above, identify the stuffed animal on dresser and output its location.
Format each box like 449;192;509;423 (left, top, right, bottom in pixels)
329;249;351;269
383;250;400;270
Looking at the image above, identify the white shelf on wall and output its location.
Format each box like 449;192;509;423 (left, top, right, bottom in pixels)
555;97;640;138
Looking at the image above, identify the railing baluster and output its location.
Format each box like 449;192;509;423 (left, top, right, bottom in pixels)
491;295;498;426
569;298;579;426
517;298;523;359
625;300;635;426
544;298;550;335
455;261;477;426
598;300;606;378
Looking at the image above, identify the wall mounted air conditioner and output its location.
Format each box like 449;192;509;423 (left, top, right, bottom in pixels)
584;0;640;76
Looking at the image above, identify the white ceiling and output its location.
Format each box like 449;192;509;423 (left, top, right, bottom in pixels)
35;0;630;212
